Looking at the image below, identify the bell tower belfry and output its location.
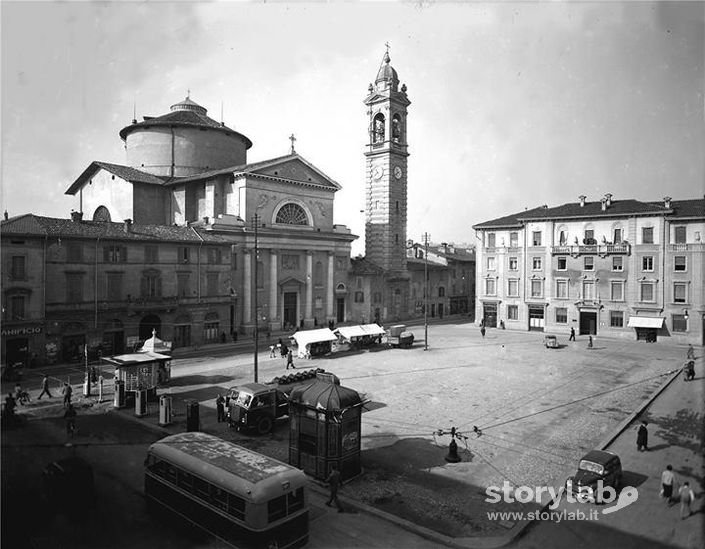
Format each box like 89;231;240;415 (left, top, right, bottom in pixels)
364;49;411;276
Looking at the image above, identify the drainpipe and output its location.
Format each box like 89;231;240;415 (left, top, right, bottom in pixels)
192;227;204;301
661;216;667;317
95;236;101;329
522;224;528;329
170;126;175;178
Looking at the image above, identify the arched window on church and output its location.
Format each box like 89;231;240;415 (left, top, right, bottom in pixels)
93;206;111;222
392;114;401;143
373;113;385;144
275;203;309;225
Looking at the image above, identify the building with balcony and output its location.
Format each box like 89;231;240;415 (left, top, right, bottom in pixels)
472;195;704;345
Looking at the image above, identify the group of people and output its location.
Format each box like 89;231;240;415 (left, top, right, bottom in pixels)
268;339;296;369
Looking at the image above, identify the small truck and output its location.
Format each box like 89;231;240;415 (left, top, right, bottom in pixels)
386;324;415;348
227;369;324;434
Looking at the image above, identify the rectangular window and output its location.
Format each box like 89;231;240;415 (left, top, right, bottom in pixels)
487;233;496;248
487;257;496;270
9;295;25;320
508;257;518;271
507;279;519;297
610;311;624;328
178;247;190;264
673;283;687;304
674;226;686;244
66;273;84;302
640;282;654;302
584;256;594;271
582;281;595;300
530;279;542;298
672;314;687;332
509;232;518;248
104;245;127;263
67;243;83;262
207;248;222;264
207;273;219;296
642;256;654;271
642;227;654;244
584;229;594;244
177;273;190;298
507;305;518;320
144;245;159;264
141;272;162;298
10;256;26;280
674;256;686;272
485;278;496;296
613;228;622;243
532;231;542;246
557;257;567;271
532;257;542;270
555;308;568;324
610;281;624;301
106;273;123;301
556;280;568;299
612;256;623;272
354;291;365;303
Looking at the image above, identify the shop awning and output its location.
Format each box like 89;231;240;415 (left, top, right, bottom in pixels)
361;323;386;336
335;325;368;339
291;328;338;347
627;316;664;329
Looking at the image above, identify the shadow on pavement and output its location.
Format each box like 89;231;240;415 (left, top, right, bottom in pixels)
168;374;235;388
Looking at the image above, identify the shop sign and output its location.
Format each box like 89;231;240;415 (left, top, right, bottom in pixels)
2;326;43;337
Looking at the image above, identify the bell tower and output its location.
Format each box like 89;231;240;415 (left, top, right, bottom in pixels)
363;49;411;276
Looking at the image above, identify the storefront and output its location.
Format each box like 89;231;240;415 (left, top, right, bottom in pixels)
482;302;498;328
627;316;664;342
528;305;545;332
1;325;43;367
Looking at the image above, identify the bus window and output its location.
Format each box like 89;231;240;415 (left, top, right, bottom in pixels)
210;487;228;511
288;488;305;513
165;464;177;484
268;495;286;522
177;470;193;492
227;494;245;520
193;476;209;500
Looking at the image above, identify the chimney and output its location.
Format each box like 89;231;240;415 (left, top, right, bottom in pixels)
71;211;83;222
601;198;607;211
579;195;586;207
663;196;672;209
123;218;132;233
604;193;612;207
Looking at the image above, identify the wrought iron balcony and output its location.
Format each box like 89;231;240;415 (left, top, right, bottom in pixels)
551;243;631;257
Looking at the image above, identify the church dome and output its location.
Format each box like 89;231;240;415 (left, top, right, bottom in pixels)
375;51;399;89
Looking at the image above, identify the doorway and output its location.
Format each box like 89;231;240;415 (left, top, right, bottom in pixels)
283;292;298;330
336;298;345;323
483;303;497;328
5;338;28;366
580;311;597;335
528;306;545;332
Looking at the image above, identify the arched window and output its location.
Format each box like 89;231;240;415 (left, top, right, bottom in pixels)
275;203;308;225
392;114;402;143
93;206;111;222
373;113;385;143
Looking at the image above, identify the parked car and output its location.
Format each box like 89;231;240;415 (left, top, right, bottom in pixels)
544;335;559;349
567;449;622;503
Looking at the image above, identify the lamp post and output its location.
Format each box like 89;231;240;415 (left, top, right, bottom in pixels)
251;213;261;382
422;232;430;351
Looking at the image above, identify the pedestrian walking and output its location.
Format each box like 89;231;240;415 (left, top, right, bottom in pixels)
678;482;695;519
587;335;593;349
480;326;486;338
636;421;649;452
62;382;73;408
325;464;344;512
661;465;676;504
215;394;225;423
269;344;277;358
4;393;17;418
683;360;695;382
38;374;52;400
64;403;77;437
279;339;288;358
569;327;576;341
286;349;295;370
686;344;695;360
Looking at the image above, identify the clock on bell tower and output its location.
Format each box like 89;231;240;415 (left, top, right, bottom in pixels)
363;49;411;274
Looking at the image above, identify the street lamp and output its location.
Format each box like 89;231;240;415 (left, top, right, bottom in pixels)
251;213;261;382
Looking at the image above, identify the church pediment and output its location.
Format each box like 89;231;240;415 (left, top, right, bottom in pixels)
246;155;340;191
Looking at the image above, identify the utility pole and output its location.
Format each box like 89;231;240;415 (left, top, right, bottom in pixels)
422;232;430;351
252;213;260;382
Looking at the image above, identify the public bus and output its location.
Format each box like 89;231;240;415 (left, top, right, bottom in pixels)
144;432;309;548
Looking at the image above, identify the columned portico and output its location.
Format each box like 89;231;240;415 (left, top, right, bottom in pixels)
269;249;279;331
305;251;314;328
327;252;335;323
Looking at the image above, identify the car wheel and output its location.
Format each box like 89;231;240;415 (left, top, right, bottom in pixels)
257;416;273;435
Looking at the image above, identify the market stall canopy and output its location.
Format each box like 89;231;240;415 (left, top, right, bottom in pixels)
335;325;368;339
360;323;385;336
291;328;338;348
139;330;172;353
627;317;664;328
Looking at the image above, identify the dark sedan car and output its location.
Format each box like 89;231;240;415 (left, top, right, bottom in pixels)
567;449;622;503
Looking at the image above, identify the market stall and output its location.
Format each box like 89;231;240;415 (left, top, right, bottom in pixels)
290;328;338;358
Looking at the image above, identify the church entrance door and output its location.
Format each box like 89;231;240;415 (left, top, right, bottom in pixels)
336;298;345;323
283;292;297;330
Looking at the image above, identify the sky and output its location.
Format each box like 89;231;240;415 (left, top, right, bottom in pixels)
2;1;703;256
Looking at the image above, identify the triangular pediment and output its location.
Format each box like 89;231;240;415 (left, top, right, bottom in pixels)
245;154;340;190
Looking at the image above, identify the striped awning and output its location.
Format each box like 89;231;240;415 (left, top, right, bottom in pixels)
627;316;664;329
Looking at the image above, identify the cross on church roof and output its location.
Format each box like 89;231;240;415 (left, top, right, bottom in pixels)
385;41;390;54
289;133;297;154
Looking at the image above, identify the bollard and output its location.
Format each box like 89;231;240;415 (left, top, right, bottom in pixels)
159;395;172;426
135;389;147;417
186;400;200;432
97;375;104;403
113;380;126;409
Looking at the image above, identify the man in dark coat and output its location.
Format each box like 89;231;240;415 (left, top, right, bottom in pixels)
215;394;225;423
637;421;648;451
325;465;343;512
38;374;52;399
